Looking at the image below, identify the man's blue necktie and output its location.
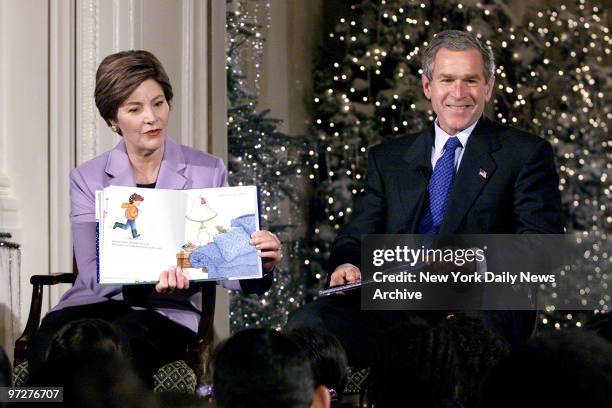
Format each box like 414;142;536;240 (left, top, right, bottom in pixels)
418;136;463;234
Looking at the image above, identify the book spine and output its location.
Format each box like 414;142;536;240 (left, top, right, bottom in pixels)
96;222;100;283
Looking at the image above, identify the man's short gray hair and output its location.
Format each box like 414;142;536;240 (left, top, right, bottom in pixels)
421;30;495;81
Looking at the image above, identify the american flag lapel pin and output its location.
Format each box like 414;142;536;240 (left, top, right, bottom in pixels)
478;168;488;180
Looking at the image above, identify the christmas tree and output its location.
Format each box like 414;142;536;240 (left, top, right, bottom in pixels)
226;5;312;331
306;0;610;328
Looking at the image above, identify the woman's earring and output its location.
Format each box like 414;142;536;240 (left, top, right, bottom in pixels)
111;125;118;133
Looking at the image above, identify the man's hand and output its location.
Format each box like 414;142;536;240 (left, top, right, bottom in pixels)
329;263;361;287
156;265;190;293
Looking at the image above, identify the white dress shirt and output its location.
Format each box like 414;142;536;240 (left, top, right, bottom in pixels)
431;119;478;171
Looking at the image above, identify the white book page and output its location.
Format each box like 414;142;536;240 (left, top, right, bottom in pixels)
99;186;186;284
180;186;262;281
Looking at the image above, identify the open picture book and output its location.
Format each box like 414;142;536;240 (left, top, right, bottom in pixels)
95;185;262;285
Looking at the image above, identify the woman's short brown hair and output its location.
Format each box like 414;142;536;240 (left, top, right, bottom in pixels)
94;50;173;128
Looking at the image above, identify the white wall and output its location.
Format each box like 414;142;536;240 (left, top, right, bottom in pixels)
0;0;50;352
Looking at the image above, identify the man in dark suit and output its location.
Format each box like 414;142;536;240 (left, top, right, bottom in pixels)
287;30;564;367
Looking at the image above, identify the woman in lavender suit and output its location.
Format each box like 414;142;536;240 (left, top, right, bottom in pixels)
27;50;282;386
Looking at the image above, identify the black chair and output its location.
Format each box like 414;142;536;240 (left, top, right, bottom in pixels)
14;256;216;390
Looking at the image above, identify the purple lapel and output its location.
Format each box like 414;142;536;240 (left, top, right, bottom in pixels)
104;138;188;189
156;138;188;190
105;140;136;187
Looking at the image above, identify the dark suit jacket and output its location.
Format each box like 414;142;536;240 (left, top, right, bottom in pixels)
329;116;564;272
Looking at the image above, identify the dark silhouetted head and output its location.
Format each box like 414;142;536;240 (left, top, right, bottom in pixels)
442;314;510;406
285;326;349;400
482;330;612;407
212;328;314;408
366;321;462;408
44;318;124;364
0;346;11;387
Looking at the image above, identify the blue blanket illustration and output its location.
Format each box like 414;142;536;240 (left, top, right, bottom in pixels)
189;214;259;279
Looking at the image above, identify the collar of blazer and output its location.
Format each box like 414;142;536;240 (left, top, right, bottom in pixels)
439;115;502;233
104;137;188;190
397;124;435;232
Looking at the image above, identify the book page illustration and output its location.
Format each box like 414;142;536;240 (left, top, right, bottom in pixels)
178;187;261;280
112;193;145;239
97;185;261;284
184;196;226;245
100;186;185;284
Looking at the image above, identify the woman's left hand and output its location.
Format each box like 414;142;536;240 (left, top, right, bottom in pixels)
250;230;282;273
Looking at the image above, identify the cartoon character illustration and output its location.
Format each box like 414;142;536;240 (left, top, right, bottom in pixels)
113;193;144;239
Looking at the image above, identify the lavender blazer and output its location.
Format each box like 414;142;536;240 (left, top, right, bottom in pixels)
52;138;271;333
